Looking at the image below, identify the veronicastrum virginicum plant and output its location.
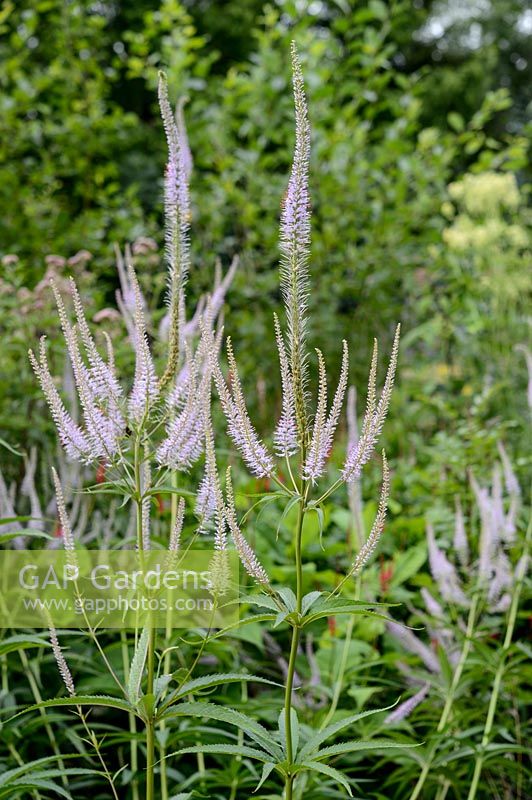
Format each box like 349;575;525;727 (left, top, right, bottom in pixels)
24;73;267;800
168;43;406;799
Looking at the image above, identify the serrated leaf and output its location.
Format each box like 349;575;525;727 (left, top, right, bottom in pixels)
299;760;352;795
166;743;272;763
303;606;394;628
255;762;277;792
159;702;283;759
0;529;54;543
0;634;51;657
298;701;399;760
243;594;282;612
0;780;72;799
127;626;149;705
163;673;280;708
11;695;134;722
314;738;419;760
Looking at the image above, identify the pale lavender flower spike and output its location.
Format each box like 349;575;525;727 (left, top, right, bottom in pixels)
29;338;92;462
115;242;141;343
158;72;191;388
225;467;269;585
304;340;349;480
279;42;312;441
385;683;430;725
273;314;298;457
350;452;390;576
420;587;444;619
156;332;211;471
426;522;468;606
49;625;76;697
386;620;440;673
213;338;274;477
453;495;469;567
196;418;220;531
128;265;159;423
346;386;365;550
342;327;400;485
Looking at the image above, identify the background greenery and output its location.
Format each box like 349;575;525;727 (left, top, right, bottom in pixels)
0;1;530;798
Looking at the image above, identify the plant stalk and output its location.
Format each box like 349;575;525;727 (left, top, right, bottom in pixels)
284;497;305;799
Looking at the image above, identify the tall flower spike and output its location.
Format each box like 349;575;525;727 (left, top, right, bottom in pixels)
51;281;120;461
497;441;520;542
176;96;193;179
158;72;191;388
51;467;77;571
346;386;365;550
471;472;497;582
225;467;270;585
273;313;298;457
213;338;274;477
350;451;390;576
453;495;469;567
164;496;185;574
141;455;151;551
386;620;440;673
128;265;159;423
304;340;349;481
115;243;139;343
304;349;328;480
49;625;76;697
170;497;185;552
29;338;92;462
280;42;312;442
342;325;400;484
196;418;220;532
69;278;123;407
385;683;430;725
156;353;210;471
426;523;467;606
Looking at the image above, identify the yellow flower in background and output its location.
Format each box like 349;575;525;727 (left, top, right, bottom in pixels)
448;171;521;217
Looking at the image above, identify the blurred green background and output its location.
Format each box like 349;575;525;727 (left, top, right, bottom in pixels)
0;0;530;493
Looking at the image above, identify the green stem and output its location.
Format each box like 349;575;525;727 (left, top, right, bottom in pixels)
146;717;155;800
121;632;140;800
409;592;480;800
284;497;305;799
134;432;156;800
159;471;179;800
467;518;531;800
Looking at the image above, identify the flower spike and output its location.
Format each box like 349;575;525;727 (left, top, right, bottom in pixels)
280;42;312;442
273;313;298;457
349;451;389;575
225;467;270;586
158;72;192;388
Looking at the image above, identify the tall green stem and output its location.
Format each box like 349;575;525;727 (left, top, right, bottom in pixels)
409;592;480;800
134;432;155;800
467;518;530;800
284;497;305;799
